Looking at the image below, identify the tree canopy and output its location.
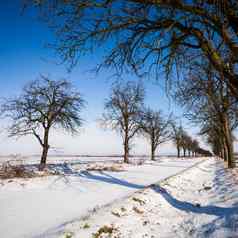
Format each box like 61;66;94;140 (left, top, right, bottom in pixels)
29;0;238;97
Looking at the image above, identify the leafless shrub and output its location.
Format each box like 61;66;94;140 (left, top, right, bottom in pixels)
0;161;34;179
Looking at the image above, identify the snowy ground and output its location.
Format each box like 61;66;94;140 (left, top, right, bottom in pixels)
50;157;238;238
0;156;203;238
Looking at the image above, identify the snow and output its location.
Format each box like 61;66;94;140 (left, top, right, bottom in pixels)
49;157;238;238
0;156;203;238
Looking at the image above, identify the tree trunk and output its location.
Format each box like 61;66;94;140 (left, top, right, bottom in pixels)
222;139;228;162
39;128;50;170
123;120;130;163
151;143;156;161
123;139;129;163
183;148;186;157
177;146;180;158
150;134;156;161
223;114;235;168
220;147;224;160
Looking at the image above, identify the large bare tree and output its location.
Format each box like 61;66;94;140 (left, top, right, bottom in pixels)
139;108;171;160
102;81;145;163
28;0;238;98
2;76;85;170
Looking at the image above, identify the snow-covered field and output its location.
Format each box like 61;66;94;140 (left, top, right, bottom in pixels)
52;157;238;238
0;156;204;238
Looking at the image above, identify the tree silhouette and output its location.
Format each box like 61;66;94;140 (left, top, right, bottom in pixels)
102;81;144;163
2;76;85;170
139;108;171;160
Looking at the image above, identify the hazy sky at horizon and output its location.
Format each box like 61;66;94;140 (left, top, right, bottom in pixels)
0;1;208;157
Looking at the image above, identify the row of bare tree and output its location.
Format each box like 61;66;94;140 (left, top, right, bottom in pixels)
101;80;209;163
1;77;209;170
174;59;237;168
23;1;238;167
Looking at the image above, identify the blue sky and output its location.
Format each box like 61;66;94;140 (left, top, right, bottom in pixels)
0;1;202;156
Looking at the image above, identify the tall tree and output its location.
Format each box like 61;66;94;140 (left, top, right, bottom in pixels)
2;76;85;170
139;108;171;160
102;81;144;163
29;0;238;98
175;60;238;167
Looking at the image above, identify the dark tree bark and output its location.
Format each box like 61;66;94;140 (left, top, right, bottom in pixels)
177;146;180;158
183;148;186;157
151;138;156;161
39;128;50;170
223;114;235;168
123;141;129;163
123;125;129;163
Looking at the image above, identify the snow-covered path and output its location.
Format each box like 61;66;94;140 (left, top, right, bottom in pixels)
0;157;203;238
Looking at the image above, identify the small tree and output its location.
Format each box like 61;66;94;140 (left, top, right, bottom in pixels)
102;81;144;163
2;76;85;170
139;108;171;161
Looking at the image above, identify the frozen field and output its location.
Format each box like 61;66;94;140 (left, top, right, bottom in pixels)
0;156;204;238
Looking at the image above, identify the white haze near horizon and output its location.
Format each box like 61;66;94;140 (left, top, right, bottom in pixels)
0;121;178;157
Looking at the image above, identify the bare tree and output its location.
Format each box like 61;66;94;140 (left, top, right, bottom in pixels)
139;108;171;160
2;76;85;170
102;81;144;163
28;1;238;98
